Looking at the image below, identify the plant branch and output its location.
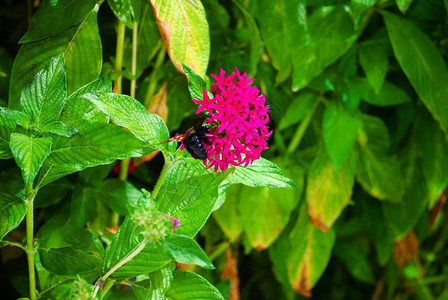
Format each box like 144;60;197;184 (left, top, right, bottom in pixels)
151;158;173;199
287;97;321;154
25;184;37;300
93;240;147;297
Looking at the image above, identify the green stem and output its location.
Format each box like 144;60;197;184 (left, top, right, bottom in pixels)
114;21;125;94
287;97;321;154
130;21;138;99
152;158;172;199
93;241;147;297
144;43;166;107
112;20;126;226
25;184;36;300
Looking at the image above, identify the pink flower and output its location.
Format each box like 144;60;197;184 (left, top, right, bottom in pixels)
164;214;181;233
191;68;271;172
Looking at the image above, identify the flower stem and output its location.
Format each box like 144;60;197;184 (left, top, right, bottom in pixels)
93;241;147;297
287;97;321;154
151;158;172;199
25;184;36;300
112;19;126;226
130;21;138;99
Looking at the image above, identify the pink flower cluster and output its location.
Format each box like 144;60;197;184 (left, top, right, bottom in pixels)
192;68;271;172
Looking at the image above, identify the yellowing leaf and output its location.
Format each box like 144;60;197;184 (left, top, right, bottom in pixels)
151;0;210;77
306;148;355;232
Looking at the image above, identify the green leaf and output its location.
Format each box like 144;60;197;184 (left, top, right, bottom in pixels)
20;0;97;43
133;265;174;300
383;11;448;132
213;185;243;242
165;270;224;300
323;101;359;171
47;121;148;170
108;0;140;28
64;12;103;94
307;148;355;232
157;159;230;237
102;217;171;278
0;192;26;241
42;121;79;137
0;107;20;159
227;158;295;189
256;0;306;82
150;0;210;77
356;115;404;202
361;196;394;266
183;63;208;100
163;234;214;269
39;225;104;275
359;44;388;94
9;11;102;108
83;93;169;149
287;204;336;297
97;179;143;216
9;133;52;186
396;0;414;13
292;7;357;91
278;92;317;130
34;177;72;208
334;242;375;283
358;79;411;107
70;186;97;226
20;55;66;126
415;110;448;208
239;183;301;250
60;77;112;128
37;121;149;187
382;156;428;240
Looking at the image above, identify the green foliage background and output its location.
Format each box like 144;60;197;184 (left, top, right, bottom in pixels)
1;0;448;299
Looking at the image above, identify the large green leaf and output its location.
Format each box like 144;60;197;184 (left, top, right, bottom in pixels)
358;44;388;94
396;0;414;13
20;55;66;126
163;234;214;269
150;0;210;77
334;242;375;284
165;270;224;300
9;11;102;108
356;115;404;202
39;225;104;275
256;0;306;82
9;133;52;186
292;7;357;91
60;77;111;128
132;266;174;300
37;121;149;186
20;0;97;43
306;148;355;232
0;192;26;241
323;101;359;171
47;121;149;169
287;204;336;297
355;78;410;107
83;93;169;149
383;11;448;132
102;217;170;278
157;159;230;237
